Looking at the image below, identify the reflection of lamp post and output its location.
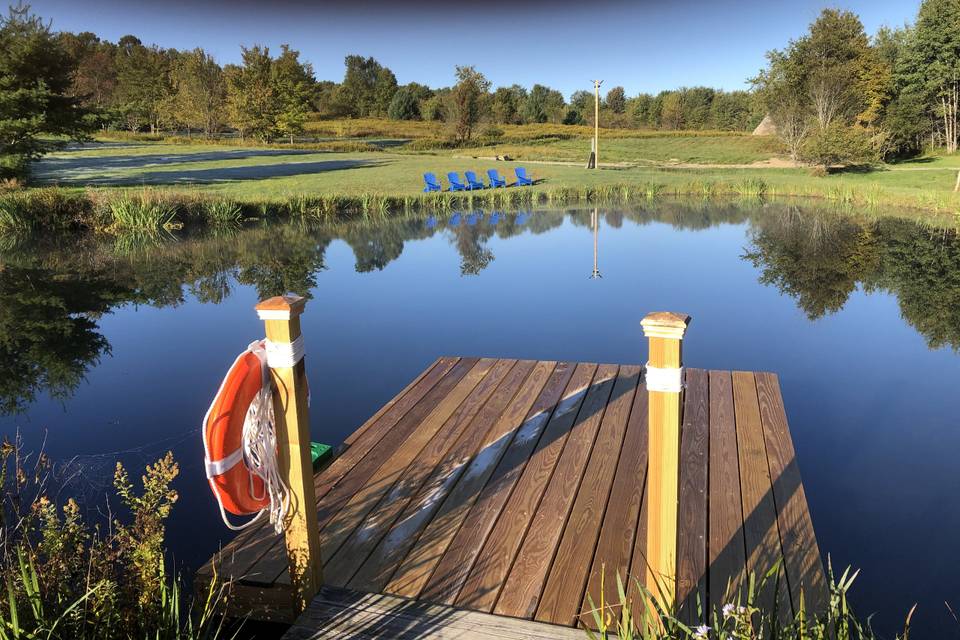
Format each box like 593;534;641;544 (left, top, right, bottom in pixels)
590;208;602;279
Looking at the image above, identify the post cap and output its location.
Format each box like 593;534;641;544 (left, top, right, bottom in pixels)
255;295;306;321
641;311;691;340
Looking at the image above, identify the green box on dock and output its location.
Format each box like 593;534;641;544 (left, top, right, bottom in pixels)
310;442;332;469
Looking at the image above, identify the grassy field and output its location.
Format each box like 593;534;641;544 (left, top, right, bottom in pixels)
6;120;957;235
30;138;959;211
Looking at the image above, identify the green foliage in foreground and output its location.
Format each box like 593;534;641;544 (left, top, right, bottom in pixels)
584;565;913;640
0;442;233;639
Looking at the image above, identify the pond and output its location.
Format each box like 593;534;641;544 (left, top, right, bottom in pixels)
1;201;958;636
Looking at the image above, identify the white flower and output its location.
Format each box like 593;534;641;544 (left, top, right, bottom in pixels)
722;603;735;617
693;624;711;639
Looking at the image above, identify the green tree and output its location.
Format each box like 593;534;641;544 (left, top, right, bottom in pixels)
169;48;224;136
338;55;394;117
447;66;490;143
900;0;960;152
605;86;626;114
630;93;657;127
522;84;565;124
709;90;758;130
225;45;276;142
659;91;684;129
272;44;314;143
387;86;420;120
58;31;117;113
679;86;715;129
0;4;93;177
372;67;398;117
113;36;172;132
490;85;526;124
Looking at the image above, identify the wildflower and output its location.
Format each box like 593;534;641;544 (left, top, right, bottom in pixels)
693;624;711;639
722;603;735;617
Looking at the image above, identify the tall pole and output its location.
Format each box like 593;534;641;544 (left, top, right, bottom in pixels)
592;80;603;170
255;295;323;614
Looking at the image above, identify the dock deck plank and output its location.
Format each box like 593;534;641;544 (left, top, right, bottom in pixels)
198;357;825;633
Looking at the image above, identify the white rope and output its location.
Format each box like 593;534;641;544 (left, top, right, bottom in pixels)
645;364;685;393
202;341;292;534
265;335;305;368
241;340;291;535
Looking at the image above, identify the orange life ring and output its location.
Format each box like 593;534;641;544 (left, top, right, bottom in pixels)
202;341;271;525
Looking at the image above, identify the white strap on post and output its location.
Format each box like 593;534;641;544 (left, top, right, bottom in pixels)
645;363;684;393
265;335;305;368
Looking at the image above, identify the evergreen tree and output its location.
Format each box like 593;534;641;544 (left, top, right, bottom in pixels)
0;3;93;177
387;86;420;120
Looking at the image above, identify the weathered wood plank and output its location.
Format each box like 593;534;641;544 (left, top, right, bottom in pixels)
732;371;789;617
579;375;648;626
455;363;599;612
708;370;747;609
421;362;577;606
755;372;827;615
349;360;536;593
535;365;639;626
676;368;709;624
324;359;512;586
494;364;619;621
386;361;557;599
283;586;586;639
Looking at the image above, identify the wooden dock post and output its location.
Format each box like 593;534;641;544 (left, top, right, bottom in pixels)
641;311;691;608
255;295;323;613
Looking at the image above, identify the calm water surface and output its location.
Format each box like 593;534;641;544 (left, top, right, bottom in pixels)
1;201;958;635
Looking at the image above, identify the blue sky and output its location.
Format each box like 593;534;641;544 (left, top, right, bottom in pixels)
32;0;919;97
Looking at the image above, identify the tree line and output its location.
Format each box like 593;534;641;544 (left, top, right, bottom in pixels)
754;0;960;166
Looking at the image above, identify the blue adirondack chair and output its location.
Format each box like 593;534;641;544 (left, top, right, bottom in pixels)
487;169;506;188
450;212;462;225
447;172;467;191
467;212;478;226
489;212;501;225
426;215;437;228
516;212;529;225
423;172;442;192
514;167;533;186
464;171;486;190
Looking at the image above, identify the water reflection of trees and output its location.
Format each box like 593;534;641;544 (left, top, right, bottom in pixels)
2;202;959;413
744;209;960;350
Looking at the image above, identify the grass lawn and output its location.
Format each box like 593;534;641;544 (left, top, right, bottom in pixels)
28;132;960;217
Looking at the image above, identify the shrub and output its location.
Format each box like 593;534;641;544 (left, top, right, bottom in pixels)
801;124;880;170
0;440;232;639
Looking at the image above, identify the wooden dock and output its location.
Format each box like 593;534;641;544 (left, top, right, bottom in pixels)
197;355;826;634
